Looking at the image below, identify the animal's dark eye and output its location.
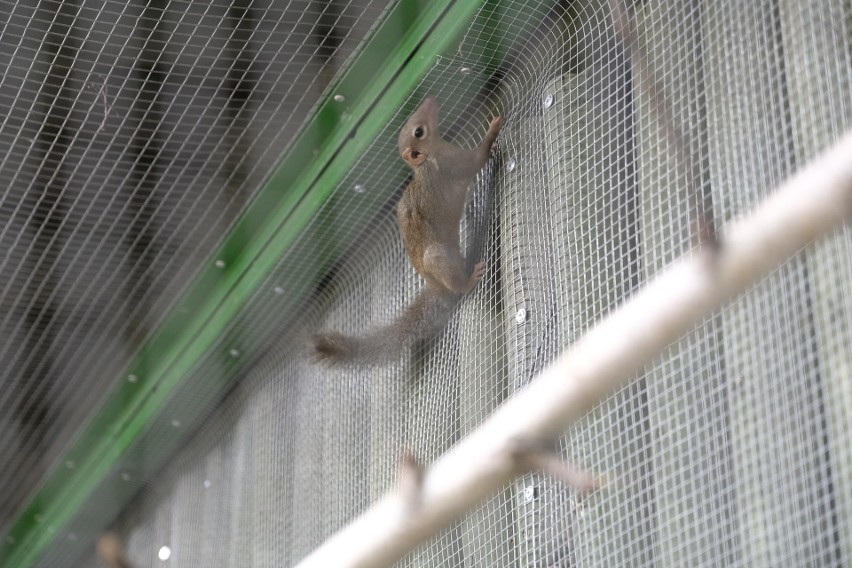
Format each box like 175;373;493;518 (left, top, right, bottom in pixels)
414;127;424;139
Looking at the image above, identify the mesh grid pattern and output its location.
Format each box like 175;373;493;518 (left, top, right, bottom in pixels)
0;0;392;537
2;0;851;566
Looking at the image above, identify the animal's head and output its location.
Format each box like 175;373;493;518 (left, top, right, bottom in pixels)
398;96;439;169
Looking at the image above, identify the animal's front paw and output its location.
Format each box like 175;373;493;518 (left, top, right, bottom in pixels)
466;261;486;292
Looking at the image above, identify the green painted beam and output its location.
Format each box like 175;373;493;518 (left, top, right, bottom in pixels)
0;0;494;566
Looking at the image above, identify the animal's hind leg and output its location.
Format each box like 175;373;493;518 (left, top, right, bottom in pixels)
423;244;484;294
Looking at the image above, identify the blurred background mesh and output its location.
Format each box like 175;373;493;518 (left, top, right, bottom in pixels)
1;0;851;566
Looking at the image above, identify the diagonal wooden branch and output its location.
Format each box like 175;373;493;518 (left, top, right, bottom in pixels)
295;130;852;568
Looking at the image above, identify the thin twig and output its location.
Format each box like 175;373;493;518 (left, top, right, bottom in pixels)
397;449;424;513
509;438;602;493
609;0;718;252
87;73;112;132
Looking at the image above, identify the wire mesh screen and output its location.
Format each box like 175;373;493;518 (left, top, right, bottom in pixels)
2;0;851;566
0;0;395;556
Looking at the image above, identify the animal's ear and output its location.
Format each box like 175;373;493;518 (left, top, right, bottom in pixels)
402;147;427;167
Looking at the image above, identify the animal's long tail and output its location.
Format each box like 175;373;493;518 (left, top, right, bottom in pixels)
309;287;458;365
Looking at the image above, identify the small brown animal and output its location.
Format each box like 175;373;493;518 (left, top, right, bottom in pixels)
310;96;502;364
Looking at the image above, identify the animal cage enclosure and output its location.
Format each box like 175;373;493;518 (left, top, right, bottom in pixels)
1;0;851;566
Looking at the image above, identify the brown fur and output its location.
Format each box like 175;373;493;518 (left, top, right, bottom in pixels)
310;96;502;365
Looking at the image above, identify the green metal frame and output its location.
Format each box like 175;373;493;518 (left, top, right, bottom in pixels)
0;0;499;566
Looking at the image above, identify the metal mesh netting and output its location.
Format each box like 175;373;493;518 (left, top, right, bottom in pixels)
0;0;394;553
2;0;851;567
